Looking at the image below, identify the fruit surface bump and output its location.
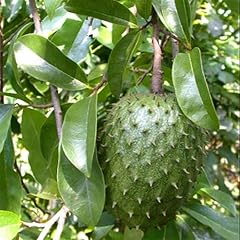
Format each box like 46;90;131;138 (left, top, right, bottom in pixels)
98;94;205;229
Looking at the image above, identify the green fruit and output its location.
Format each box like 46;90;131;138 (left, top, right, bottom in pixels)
98;94;205;229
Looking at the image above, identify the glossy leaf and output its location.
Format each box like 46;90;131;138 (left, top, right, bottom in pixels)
65;0;137;27
14;34;88;90
199;187;237;216
62;95;98;177
135;0;152;20
0;104;13;153
4;0;23;21
57;149;105;226
44;0;62;19
41;6;69;37
0;210;21;240
182;203;239;240
92;225;114;240
0;131;22;214
152;0;191;46
22;109;57;191
108;30;142;98
52;18;101;63
172;47;219;130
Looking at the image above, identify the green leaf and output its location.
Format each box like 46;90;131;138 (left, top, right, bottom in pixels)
62;95;98;177
65;0;137;27
224;0;240;14
96;26;114;49
4;0;23;21
40;111;58;165
108;30;142;98
5;23;32;102
0;131;22;214
176;215;196;240
164;221;180;240
0;210;21;240
22;109;57;192
172;47;219;130
143;229;162;240
182;203;239;240
14;34;89;91
135;0;152;20
57;148;105;226
123;227;144;240
199;187;237;216
92;225;114;240
0;104;13;153
44;0;63;19
152;0;191;46
41;6;69;37
52;18;101;63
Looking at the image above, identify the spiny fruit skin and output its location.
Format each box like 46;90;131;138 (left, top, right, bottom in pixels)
98;94;206;229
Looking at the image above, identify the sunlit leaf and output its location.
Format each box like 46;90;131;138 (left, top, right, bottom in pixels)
182;203;239;240
153;0;191;46
44;0;63;19
14;34;89;90
199;187;237;216
0;210;21;240
65;0;137;27
58;149;105;226
52;18;101;63
62;95;98;177
172;47;219;130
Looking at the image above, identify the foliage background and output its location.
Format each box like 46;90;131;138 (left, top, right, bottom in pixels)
0;0;239;239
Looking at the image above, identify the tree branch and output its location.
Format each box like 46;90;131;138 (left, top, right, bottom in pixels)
91;73;107;96
22;206;69;240
151;11;163;94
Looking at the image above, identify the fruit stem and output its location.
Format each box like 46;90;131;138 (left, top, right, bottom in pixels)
151;10;163;94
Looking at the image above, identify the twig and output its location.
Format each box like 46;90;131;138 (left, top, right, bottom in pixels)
22;206;69;240
14;162;47;214
53;208;68;240
159;27;191;51
160;34;170;50
0;8;4;104
29;0;63;140
29;0;42;33
91;73;107;96
137;66;152;85
50;86;62;139
151;11;163;94
37;206;68;240
171;38;179;59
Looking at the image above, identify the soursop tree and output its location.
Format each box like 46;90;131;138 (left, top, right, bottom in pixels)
0;0;239;239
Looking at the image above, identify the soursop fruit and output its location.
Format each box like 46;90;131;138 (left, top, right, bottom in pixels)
98;94;206;229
